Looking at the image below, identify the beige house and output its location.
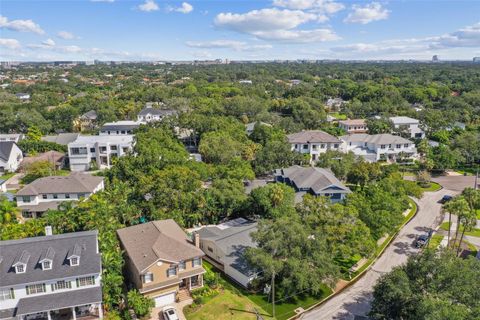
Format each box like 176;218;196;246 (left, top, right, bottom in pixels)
117;220;205;308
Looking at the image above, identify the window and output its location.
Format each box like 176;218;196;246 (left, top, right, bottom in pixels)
192;257;201;267
388;144;392;149
16;264;25;273
110;145;117;151
396;144;401;149
53;280;71;291
90;148;95;153
333;144;339;148
404;144;409;148
42;194;47;199
53;194;58;199
142;273;153;283
99;146;107;154
21;196;31;203
22;212;33;218
178;261;186;271
302;144;308;150
381;145;386;149
76;276;95;287
42;261;51;270
207;246;213;253
77;193;86;199
70;147;87;155
167;266;177;277
26;283;46;295
65;194;70;199
70;257;79;266
0;288;14;301
320;144;325;149
311;144;318;150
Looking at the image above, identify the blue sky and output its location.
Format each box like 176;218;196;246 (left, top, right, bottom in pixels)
1;0;479;61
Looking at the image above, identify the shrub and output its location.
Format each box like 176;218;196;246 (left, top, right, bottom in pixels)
127;289;154;318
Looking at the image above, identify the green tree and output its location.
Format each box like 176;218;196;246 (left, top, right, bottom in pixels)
21;160;56;184
26;126;43;141
248;183;296;219
127;290;154;317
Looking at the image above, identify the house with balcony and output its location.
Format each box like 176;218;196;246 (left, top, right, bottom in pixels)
67;135;134;171
16;174;104;219
389;116;425;139
287;130;342;163
99;121;142;136
338;119;368;134
0;142;23;173
0;228;103;320
340;133;418;163
274;165;351;203
117;219;205;308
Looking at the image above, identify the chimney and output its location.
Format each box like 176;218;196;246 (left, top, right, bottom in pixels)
193;232;200;248
45;226;53;236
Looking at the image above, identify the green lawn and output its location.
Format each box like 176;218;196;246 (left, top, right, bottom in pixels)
428;234;444;249
329;112;348;120
440;222;480;237
418;181;442;192
0;172;15;181
476;209;480;220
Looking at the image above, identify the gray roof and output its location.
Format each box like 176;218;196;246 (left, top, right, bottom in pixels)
0;141;18;162
15;286;102;316
18;201;64;213
340;133;412;145
80;110;97;120
198;218;257;277
0;230;101;287
16;174;103;196
275;165;351;195
138;107;177;117
287;130;341;144
100;121;141;132
389;116;419;125
117;219;204;274
41;133;80;145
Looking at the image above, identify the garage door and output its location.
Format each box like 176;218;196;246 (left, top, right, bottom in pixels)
154;292;175;307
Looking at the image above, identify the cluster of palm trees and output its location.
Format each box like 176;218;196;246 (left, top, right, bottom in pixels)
442;188;480;256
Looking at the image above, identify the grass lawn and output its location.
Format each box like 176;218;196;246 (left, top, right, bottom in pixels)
476;209;480;220
439;221;480;237
418;181;442;192
0;172;15;181
329;112;348;120
428;234;444;249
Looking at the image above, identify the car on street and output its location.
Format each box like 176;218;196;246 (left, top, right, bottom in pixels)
162;306;179;320
439;195;453;204
415;234;429;248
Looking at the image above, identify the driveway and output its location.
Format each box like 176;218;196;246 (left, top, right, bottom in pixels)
431;175;477;192
5;173;24;190
302;186;460;320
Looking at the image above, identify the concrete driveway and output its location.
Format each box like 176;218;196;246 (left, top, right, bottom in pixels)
431;175;477;192
302;184;462;320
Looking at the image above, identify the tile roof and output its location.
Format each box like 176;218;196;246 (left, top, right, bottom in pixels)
117;219;204;274
287;130;341;144
16;174;103;196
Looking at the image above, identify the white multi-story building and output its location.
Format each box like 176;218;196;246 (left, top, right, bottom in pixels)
389;116;425;139
68;135;134;171
16;174;104;219
340;133;418;163
287;130;342;163
99;121;142;136
0;228;103;320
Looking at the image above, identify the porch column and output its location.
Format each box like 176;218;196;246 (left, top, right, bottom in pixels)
71;308;76;320
98;303;104;319
189;277;192;290
47;311;52;320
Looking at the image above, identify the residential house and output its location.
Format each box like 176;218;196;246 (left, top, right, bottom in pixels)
0;228;103;320
389;116;425;139
99;121;142;136
340;133;418;163
117;220;205;308
245;121;272;135
20;151;66;171
15;93;30;101
41;133;80;146
73;110;98;132
287;130;342;163
0;142;23;173
325;98;346;111
67;135;134;171
338;119;368;134
137;105;177;123
16;174;104;219
274;165;351;203
195;218;257;288
0;134;24;143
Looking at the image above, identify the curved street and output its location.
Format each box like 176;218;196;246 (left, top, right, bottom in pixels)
302;175;476;320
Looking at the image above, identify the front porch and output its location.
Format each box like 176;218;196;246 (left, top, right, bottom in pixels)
178;274;203;291
20;304;103;320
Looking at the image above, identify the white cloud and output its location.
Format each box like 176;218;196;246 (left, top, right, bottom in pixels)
186;40;272;51
254;28;340;42
42;38;56;47
344;2;389;24
0;38;21;49
57;31;77;40
429;22;480;49
0;15;45;34
273;0;344;14
168;2;193;14
138;0;159;12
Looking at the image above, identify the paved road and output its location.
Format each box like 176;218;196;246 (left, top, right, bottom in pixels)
302;188;457;320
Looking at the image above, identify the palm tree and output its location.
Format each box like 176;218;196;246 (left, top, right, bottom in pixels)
456;209;477;256
442;197;469;249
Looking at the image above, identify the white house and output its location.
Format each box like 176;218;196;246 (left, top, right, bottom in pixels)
0;134;24;143
287;130;342;163
16;174;104;219
137;104;177;123
338;119;368;134
99;121;142;136
341;133;418;163
15;93;30;101
68;135;134;171
389;116;425;139
0;142;23;173
0;228;103;320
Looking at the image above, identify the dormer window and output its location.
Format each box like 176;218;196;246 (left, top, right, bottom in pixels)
69;257;79;266
42;260;52;270
15;264;25;273
67;244;81;266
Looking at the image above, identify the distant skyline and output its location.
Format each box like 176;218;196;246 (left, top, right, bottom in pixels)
1;0;479;61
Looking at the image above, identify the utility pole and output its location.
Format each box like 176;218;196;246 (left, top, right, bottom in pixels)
271;270;275;319
475;167;478;190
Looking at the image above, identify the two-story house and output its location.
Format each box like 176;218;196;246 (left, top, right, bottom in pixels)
0;228;103;320
99;121;142;136
287;130;342;163
0;142;23;174
73;110;98;132
389;116;425;139
16;174;104;219
68;135;134;171
137;104;177;123
338;119;368;134
274;165;351;203
340;133;418;163
117;220;205;308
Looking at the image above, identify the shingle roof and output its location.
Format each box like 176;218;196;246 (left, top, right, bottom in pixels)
340;133;412;145
287;130;341;144
80;110;97;120
138;107;177;117
100;121;141;132
17;201;64;212
276;165;351;195
0;230;101;287
21;151;65;167
16;174;103;196
338;119;366;126
117;219;204;274
0;141;17;162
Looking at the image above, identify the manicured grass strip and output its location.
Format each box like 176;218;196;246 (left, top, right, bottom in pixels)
439;221;480;237
0;172;15;180
418;181;442;192
428;234;444;249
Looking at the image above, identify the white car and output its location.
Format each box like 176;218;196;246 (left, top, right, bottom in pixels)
162;306;179;320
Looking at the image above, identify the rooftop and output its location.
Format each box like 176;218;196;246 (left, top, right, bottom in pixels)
70;134;134;144
338;119;366;126
389;116;419;124
16;173;103;196
341;133;412;145
100;120;142;132
0;141;18;162
42;133;80;146
287;130;341;144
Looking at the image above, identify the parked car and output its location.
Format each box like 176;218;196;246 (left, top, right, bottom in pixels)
439;195;453;204
162;306;179;320
415;234;429;248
